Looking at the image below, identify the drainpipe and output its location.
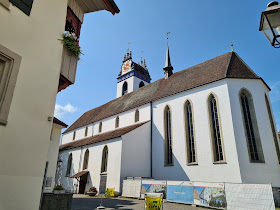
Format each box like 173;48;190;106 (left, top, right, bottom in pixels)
150;101;153;178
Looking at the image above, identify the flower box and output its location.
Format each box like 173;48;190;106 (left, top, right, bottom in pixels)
87;191;97;196
54;190;65;194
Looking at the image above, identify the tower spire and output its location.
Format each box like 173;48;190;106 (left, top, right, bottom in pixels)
163;32;173;79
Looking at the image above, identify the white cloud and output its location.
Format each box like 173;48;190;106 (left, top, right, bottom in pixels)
54;103;77;118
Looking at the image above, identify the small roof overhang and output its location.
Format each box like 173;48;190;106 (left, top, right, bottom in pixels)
70;170;89;178
76;0;120;15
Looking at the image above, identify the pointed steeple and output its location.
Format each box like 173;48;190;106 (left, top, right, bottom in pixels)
163;33;173;79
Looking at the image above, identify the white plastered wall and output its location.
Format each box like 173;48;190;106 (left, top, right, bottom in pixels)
152;80;242;183
117;76;149;98
227;79;280;187
61;104;150;144
56;138;123;193
120;121;151;182
0;0;67;209
44;124;64;193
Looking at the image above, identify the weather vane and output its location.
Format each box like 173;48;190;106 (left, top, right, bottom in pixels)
141;51;144;63
127;42;131;54
231;40;235;52
167;32;170;40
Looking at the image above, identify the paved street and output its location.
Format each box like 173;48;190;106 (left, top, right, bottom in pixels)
72;194;208;210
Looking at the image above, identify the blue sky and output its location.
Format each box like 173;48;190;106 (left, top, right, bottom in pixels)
55;0;280;130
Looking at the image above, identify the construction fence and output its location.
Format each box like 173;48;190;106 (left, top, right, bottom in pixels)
122;178;276;210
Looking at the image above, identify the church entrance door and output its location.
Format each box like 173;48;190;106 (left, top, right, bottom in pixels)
78;173;88;194
99;174;107;195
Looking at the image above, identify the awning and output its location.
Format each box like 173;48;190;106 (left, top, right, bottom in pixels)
70;170;89;178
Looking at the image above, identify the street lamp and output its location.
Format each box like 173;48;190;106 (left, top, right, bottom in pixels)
259;1;280;48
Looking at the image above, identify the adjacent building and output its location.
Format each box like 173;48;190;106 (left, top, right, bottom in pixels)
0;0;119;209
56;46;280;195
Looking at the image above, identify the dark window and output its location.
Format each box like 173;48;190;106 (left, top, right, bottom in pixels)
164;106;173;165
85;127;88;137
240;90;264;162
9;0;34;16
185;101;197;164
65;7;82;39
101;146;108;173
265;95;280;163
139;81;145;88
73;131;76;140
115;116;119;128
99;122;102;133
83;149;89;170
135;109;139;122
66;153;72;177
209;94;224;162
122;81;128;95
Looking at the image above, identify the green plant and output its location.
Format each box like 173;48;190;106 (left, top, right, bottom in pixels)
53;184;65;191
88;187;97;193
59;32;83;59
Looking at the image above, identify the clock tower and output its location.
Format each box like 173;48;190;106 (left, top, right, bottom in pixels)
116;51;151;98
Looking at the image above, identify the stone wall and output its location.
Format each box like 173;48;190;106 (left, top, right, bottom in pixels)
41;193;73;210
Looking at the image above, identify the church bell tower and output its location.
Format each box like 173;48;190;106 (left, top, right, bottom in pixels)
116;51;151;98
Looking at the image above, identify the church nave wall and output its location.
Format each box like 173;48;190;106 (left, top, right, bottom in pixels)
151;80;242;183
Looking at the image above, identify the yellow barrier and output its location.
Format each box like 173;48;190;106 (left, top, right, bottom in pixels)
106;188;114;197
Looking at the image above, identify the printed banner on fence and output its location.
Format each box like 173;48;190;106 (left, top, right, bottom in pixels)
193;182;226;208
122;179;141;198
225;183;275;210
141;180;167;199
167;181;194;204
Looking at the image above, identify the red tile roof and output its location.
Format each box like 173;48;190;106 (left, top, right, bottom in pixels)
60;122;148;151
70;170;88;178
64;52;269;134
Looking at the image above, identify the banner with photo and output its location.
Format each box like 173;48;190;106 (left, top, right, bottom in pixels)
193;182;226;208
141;180;167;199
166;181;194;204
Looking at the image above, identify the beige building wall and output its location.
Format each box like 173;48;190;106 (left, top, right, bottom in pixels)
44;124;65;193
0;0;68;209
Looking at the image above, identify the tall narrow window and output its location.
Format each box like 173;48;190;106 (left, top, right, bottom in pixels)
83;149;89;170
265;94;280;163
208;94;225;162
85;127;88;137
101;146;108;173
185;101;197;164
66;153;72;177
115;116;119;128
240;89;264;162
139;81;145;88
122;81;128;96
73;131;76;140
99;122;102;133
164;106;173;165
135;109;139;122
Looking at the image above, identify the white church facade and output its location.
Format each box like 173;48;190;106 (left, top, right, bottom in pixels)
56;47;280;195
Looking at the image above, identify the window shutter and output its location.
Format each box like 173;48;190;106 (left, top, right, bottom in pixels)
9;0;34;16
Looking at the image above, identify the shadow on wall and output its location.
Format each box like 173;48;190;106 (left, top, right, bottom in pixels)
72;197;139;210
84;173;93;194
152;122;190;181
55;153;75;193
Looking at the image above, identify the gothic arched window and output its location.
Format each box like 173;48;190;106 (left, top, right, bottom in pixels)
208;94;225;162
164;106;173;165
239;89;264;162
265;94;280;163
83;149;89;170
115;116;119;128
139;81;145;88
101;146;108;173
99;122;102;133
135;109;139;122
122;81;128;96
73;131;76;140
185;100;197;164
66;153;72;177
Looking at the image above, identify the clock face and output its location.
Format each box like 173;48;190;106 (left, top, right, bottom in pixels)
122;60;131;74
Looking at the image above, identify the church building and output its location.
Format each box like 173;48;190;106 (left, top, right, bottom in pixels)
56;43;280;195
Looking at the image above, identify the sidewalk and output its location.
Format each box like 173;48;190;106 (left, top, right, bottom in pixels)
72;194;208;210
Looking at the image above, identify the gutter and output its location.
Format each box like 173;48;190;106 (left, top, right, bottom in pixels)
150;101;153;178
103;0;120;15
